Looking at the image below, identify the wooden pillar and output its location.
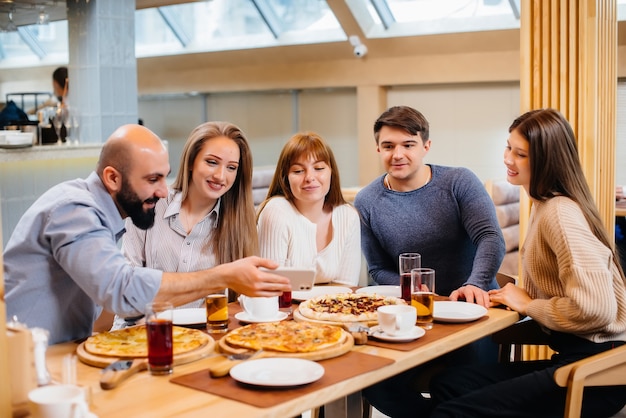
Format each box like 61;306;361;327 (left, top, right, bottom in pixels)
356;85;387;186
519;0;617;360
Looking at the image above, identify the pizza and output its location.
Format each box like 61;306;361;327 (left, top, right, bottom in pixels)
298;292;406;323
224;321;345;353
84;325;210;358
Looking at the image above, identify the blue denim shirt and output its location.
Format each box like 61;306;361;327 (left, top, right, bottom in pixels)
4;171;162;344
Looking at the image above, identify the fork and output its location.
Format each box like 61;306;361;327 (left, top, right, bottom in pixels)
208;349;265;377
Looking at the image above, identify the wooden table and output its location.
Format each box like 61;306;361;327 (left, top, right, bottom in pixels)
31;306;519;418
616;201;626;217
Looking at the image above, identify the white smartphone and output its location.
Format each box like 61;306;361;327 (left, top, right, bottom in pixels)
261;267;316;291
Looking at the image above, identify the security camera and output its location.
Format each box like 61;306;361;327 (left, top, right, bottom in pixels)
353;44;368;58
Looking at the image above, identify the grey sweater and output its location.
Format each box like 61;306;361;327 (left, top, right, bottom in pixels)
354;165;505;296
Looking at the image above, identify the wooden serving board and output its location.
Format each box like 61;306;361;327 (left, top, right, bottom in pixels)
218;329;354;361
76;332;215;368
293;307;378;327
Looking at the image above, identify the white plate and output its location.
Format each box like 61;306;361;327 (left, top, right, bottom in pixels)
433;301;488;323
158;308;205;326
292;286;353;301
230;358;324;387
368;325;425;343
356;285;401;298
234;311;288;323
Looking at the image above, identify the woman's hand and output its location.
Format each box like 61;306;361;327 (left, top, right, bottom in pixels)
488;283;532;315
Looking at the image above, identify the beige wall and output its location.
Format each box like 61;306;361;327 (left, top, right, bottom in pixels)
2;24;626;187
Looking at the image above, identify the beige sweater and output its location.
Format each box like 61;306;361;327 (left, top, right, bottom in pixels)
523;196;626;342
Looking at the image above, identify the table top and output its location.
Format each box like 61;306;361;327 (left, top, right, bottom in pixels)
37;304;519;418
616;201;626;217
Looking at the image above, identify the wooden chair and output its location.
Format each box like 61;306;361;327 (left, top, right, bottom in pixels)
553;344;626;418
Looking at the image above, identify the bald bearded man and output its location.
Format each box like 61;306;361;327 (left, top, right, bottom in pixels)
4;124;290;344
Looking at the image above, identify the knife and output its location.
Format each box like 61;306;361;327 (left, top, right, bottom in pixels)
100;359;148;390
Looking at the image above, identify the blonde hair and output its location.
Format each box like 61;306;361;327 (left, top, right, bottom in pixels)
172;121;258;261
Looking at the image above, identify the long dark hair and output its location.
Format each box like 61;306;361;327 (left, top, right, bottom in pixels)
509;108;619;267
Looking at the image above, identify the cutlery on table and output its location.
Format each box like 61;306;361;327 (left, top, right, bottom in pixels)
100;359;148;390
209;349;265;378
342;323;371;344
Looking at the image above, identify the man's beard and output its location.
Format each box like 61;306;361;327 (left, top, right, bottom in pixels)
117;178;158;230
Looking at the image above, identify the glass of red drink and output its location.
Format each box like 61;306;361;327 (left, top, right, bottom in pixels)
145;301;174;375
399;253;421;303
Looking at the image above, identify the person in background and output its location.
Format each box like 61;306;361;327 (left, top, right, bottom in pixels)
354;105;505;417
112;121;258;328
430;108;626;418
256;131;361;286
3;124;290;345
51;66;68;104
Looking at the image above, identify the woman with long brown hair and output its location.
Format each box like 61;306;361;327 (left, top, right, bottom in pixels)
113;121;258;328
430;109;626;417
257;131;361;286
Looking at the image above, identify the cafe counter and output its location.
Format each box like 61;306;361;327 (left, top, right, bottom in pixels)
0;144;102;248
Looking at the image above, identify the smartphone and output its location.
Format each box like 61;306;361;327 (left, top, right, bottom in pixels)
261;267;316;291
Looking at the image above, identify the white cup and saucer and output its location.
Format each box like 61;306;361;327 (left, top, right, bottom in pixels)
369;305;425;343
235;295;288;323
28;384;97;418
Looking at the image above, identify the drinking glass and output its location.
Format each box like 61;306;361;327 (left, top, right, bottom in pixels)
206;292;228;333
145;301;174;375
399;253;421;303
411;268;435;330
278;259;293;313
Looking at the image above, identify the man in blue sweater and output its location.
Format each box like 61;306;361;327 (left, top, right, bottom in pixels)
354;105;505;417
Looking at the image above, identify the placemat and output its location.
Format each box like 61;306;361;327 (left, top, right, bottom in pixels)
365;316;490;351
170;351;394;408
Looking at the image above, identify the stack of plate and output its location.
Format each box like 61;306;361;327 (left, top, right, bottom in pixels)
0;131;34;148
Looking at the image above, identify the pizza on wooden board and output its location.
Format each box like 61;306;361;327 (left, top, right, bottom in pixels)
298;292;406;322
224;321;345;353
84;325;210;358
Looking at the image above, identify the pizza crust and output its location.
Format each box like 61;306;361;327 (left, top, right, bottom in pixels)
84;325;210;358
298;293;406;323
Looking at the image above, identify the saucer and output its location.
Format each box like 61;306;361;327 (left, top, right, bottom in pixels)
368;325;426;343
234;311;288;324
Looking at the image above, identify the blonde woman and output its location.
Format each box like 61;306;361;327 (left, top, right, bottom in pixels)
114;121;259;328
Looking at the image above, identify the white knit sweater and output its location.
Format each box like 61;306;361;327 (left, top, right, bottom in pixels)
257;197;362;286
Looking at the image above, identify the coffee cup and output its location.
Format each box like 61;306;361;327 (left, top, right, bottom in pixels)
238;295;279;320
28;384;89;418
377;305;417;336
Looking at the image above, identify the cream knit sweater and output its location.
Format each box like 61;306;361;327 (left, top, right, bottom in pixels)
524;196;626;342
257;197;362;286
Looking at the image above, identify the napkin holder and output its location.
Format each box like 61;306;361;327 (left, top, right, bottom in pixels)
7;324;37;409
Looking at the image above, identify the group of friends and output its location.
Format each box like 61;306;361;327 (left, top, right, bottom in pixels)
4;105;626;417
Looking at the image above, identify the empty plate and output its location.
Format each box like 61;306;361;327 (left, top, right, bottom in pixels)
433;301;488;323
230;358;324;387
356;286;401;298
292;286;353;301
158;308;205;326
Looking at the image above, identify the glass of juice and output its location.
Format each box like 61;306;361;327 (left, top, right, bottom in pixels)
206;292;228;333
411;268;435;330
